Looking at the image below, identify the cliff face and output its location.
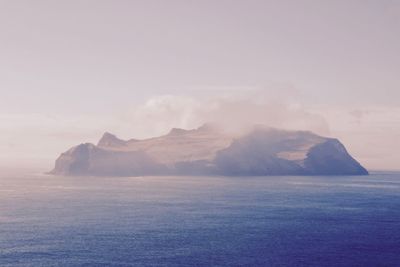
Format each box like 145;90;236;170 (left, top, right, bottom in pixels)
50;125;368;176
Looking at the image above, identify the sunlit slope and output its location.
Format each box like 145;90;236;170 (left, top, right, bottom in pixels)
51;125;368;176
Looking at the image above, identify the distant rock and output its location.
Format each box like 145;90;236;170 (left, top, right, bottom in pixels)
97;132;127;147
50;124;368;176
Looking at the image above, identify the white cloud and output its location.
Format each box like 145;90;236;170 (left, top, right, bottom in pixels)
114;91;330;139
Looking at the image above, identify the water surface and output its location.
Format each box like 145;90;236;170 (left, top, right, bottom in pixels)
0;171;399;266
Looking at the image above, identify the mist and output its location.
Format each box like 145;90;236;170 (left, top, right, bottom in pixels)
1;90;399;171
1;0;399;171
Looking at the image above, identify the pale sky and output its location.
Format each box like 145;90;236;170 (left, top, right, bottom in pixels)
0;0;399;170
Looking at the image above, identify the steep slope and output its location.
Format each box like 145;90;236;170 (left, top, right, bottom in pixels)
214;128;367;175
50;125;368;176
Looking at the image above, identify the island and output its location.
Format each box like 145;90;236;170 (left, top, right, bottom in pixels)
50;124;368;176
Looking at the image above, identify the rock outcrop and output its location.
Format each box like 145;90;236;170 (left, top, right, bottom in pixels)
50;125;368;176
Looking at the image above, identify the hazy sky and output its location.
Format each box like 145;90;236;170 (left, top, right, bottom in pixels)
0;0;399;170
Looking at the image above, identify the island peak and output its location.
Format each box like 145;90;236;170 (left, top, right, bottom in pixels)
98;132;126;147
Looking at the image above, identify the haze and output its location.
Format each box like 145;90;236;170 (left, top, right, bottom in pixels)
0;0;399;171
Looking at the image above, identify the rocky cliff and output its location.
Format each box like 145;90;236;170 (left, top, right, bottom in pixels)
50;125;368;176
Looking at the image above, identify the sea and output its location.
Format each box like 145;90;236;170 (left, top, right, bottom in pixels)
0;170;399;266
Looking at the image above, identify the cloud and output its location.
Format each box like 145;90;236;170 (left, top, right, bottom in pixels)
115;90;330;139
1;91;398;171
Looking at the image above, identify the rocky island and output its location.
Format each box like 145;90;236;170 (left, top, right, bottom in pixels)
50;124;368;176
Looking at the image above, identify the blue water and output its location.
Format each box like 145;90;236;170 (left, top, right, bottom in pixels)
0;171;399;266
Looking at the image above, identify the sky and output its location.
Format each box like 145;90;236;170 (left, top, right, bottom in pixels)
0;0;399;170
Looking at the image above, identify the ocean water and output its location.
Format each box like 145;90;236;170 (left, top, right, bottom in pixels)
0;171;399;267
